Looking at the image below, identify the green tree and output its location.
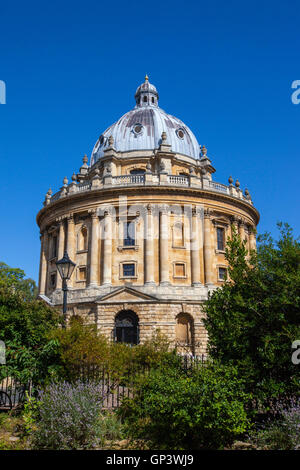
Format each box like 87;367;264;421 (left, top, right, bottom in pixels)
0;262;38;300
0;286;60;383
203;223;300;402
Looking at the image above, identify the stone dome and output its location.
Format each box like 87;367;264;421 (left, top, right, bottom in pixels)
91;76;201;164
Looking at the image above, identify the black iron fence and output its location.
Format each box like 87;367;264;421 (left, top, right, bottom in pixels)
0;371;31;410
0;355;208;410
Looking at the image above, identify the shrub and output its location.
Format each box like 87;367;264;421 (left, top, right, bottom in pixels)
51;321;179;384
32;381;105;449
118;363;252;449
248;398;300;450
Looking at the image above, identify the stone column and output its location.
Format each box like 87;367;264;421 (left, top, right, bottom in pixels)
203;209;214;286
39;230;48;295
102;211;112;285
249;227;257;251
159;205;169;285
56;219;65;289
145;204;155;285
67;214;75;287
239;219;245;241
190;207;201;286
230;216;239;239
89;210;99;287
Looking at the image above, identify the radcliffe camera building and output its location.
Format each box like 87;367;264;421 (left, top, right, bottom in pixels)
36;76;259;355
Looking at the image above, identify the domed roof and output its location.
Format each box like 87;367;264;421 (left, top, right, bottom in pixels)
91;76;200;164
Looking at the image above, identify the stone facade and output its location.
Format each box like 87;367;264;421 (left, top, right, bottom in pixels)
36;77;259;355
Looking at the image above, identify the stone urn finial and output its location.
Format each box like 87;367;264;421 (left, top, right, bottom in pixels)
201;145;207;157
228;176;233;186
72;173;77;182
108;135;114;147
63;176;68;186
235;179;240;188
161;131;167;142
83;154;88;165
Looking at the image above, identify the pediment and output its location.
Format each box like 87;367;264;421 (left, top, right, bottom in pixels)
96;287;158;303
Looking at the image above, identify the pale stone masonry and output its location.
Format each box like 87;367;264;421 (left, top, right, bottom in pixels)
36;77;259;355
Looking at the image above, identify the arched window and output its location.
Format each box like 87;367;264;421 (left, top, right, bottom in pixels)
143;96;147;103
151;97;155;104
77;225;88;251
175;313;194;346
114;310;139;344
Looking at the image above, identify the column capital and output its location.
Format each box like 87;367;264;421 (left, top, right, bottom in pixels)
160;204;169;215
204;208;212;219
88;208;99;219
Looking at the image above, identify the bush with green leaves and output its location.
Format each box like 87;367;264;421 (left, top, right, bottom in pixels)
248;398;300;450
51;319;180;383
204;223;300;403
0;285;60;384
32;381;109;449
118;363;252;449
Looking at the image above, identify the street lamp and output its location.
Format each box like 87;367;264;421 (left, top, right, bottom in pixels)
56;251;76;327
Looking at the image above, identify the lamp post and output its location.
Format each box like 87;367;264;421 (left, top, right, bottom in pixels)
56;251;76;328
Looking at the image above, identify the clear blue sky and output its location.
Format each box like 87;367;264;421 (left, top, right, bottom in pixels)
0;0;299;283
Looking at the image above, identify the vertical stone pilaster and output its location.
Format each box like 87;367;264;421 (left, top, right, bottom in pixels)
190;207;201;286
159;205;169;285
203;209;214;286
56;219;65;289
89;210;99;287
67;214;75;287
145;204;155;285
39;230;48;295
102;211;112;285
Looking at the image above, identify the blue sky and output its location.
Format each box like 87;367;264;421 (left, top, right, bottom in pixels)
0;0;299;282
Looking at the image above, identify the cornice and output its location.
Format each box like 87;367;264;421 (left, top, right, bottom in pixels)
37;185;260;229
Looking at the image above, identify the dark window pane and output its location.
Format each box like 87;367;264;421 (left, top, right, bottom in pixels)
217;227;225;251
115;311;139;345
218;267;226;280
123;263;135;277
124;222;135;246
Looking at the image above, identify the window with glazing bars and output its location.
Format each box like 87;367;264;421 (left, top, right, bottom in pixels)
124;221;135;246
217;227;225;251
123;263;135;277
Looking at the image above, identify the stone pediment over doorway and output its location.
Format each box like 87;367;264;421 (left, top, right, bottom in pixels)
95;287;158;303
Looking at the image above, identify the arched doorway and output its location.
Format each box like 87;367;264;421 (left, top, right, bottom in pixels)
175;313;194;353
114;310;139;344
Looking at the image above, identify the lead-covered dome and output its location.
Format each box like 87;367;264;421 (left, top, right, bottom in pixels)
91;76;200;164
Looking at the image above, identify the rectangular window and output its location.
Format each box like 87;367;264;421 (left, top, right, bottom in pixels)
217;227;225;251
50;273;56;288
218;267;227;281
124;221;135;246
78;266;87;281
123;263;135;277
174;263;186;278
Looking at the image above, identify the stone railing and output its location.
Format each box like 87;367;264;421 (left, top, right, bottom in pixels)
111;175;145;185
167;175;189;186
47;173;252;206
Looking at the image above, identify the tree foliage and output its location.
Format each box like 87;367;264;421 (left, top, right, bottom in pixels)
0;262;38;300
203;223;300;401
0;285;60;383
